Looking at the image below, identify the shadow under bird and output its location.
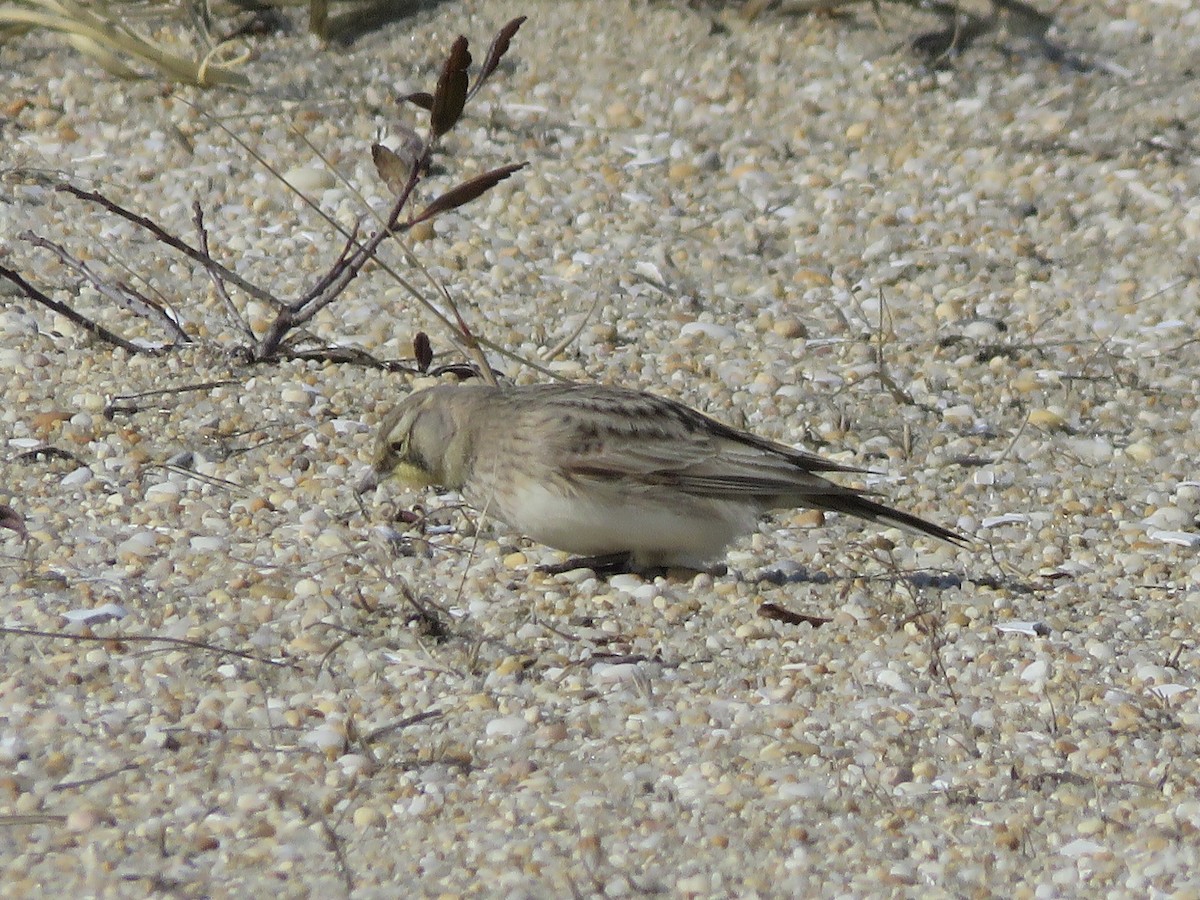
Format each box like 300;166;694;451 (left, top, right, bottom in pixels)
360;383;966;569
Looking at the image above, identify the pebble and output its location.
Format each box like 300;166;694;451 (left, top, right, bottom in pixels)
282;166;336;192
1029;408;1069;430
484;716;528;738
771;317;807;339
678;321;735;342
60;466;95;488
1020;660;1049;685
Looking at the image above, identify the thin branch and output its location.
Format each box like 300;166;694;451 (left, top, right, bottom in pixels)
361;709;444;743
0;625;296;668
20;231;190;342
0;262;146;353
255;176;426;358
193;202;253;341
55;183;280;307
539;292;604;363
51;764;142;792
103;378;239;417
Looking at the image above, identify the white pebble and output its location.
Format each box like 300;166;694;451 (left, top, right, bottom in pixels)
876;669;911;693
1020;660;1048;684
189;536;227;552
117;532;157;556
484;716;527;738
283;166;336;192
61;466;95;488
678;322;734;342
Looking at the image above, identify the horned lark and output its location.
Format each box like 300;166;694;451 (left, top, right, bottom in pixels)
360;383;965;568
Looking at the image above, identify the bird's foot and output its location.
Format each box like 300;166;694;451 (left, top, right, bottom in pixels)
538;552;637;577
539;553;727;580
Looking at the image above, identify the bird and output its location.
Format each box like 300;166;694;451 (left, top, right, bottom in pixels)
359;382;965;570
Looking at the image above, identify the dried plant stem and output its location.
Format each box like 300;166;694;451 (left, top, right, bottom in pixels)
193;203;254;342
0;0;248;86
55;184;282;307
0;261;145;353
20;230;190;342
0;625;293;668
2;16;535;381
178;91;517;377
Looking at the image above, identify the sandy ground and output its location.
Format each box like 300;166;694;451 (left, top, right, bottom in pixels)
2;1;1199;896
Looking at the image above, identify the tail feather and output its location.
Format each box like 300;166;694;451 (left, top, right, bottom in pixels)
811;490;967;545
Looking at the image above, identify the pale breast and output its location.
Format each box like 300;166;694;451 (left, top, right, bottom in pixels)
472;475;759;566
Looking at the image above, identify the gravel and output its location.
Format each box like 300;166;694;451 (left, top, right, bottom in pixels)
2;1;1199;896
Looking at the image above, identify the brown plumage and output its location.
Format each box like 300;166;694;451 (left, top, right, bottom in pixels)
362;383;966;568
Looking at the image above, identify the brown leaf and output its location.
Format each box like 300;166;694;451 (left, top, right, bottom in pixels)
431;36;471;138
413;332;433;373
371;143;409;196
398;91;434;111
0;504;28;541
407;163;527;226
474;16;526;92
395;508;423;525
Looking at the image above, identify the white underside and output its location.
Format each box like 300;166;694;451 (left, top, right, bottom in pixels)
470;479;760;567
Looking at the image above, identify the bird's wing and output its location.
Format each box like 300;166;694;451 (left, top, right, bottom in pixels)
558;420;716;480
555;410;857;499
532;384;861;493
666;436;965;544
658;434;862;498
528;384;962;544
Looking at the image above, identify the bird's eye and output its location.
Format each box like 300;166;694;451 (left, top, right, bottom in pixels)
389;439;406;455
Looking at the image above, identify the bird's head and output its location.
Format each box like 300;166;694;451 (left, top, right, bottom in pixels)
357;386;473;494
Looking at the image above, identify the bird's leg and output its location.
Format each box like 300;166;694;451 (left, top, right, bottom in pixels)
539;553;728;580
538;552;637;577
